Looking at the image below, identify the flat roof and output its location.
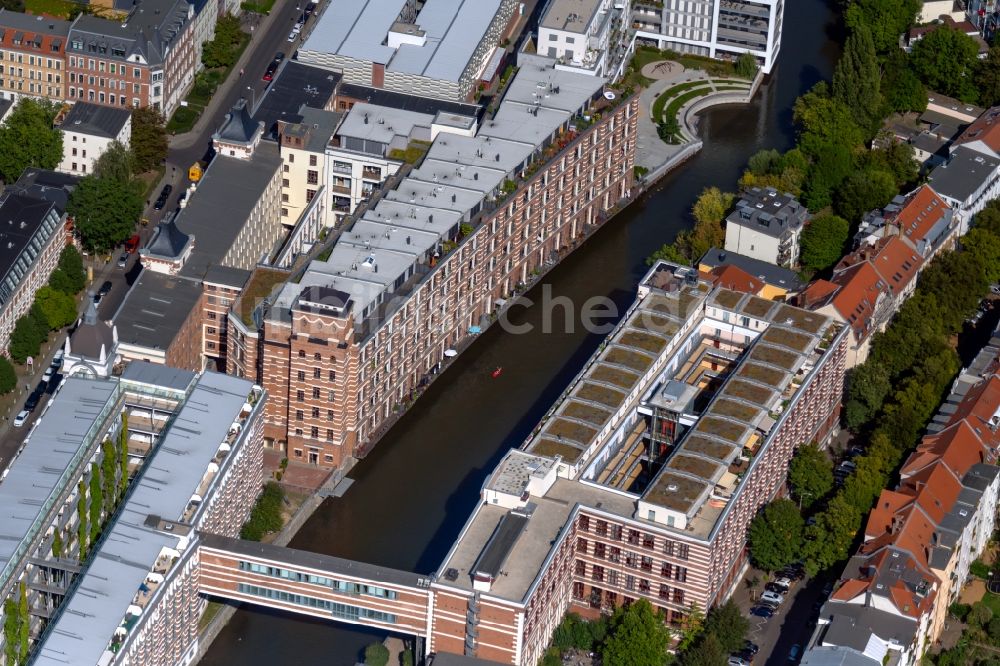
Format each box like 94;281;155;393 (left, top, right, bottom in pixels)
541;0;605;31
199;532;426;587
337;103;435;144
928;145;1000;203
301;0;505;84
120;360;196;392
0;378;119;589
113;270;202;351
35;372;257;666
252;61;340;139
337;83;481;117
60;101;130;138
176;142;281;279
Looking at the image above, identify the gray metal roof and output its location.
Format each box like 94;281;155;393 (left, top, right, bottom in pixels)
0;378;119;590
802;646;881;666
112;270;202;351
699;247;805;290
143;216;190;258
60;102;131;139
35;372;256;666
819;602;918;652
176;142;281;279
928;145;1000;203
202;265;252;289
214;98;261;145
120;359;195;391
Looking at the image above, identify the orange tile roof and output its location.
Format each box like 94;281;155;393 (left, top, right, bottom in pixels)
831;577;869;602
946;374;1000;450
706;264;764;295
901;420;988;479
798;279;839;309
955;105;1000;153
865;490;913;539
835;237;923;298
899;462;963;525
891;186;950;251
828;262;884;342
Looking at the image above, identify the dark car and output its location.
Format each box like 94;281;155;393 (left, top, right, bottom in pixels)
98;280;113;297
743;641;759;656
737;649;756;663
153;184;173;210
749;605;775;618
263;63;278;81
24;389;43;411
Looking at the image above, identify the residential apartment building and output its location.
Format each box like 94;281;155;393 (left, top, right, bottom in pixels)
0;188;66;355
928;145;1000;231
724;187;807;268
277;106;341;228
115;100;283;371
0;10;69;103
632;0;784;74
430;261;848;664
537;0;629;77
66;0;196;116
298;0;519;102
804;329;1000;666
55;101;132;176
226;64;638;467
798;236;923;367
697;246;804;300
323;102;476;225
854;185;958;260
27;368;266;666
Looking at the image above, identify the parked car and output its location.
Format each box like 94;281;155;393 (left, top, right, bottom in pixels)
24;390;42;411
728;657;750;666
736;649;756;663
124;233;141;253
788;644;802;662
773;576;793;590
51;349;64;368
263;62;278;81
13;410;28;427
749;605;775;618
846;445;865;458
42;367;53;384
98;280;113;298
287;28;298;41
760;590;785;605
743;641;759;656
117;252;129;268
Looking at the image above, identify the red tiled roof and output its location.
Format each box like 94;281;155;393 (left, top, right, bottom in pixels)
891;186;950;251
900;420;988;479
865;490;913;539
946;374;1000;450
0;19;68;55
706;264;764;295
798;279;839;309
955;105;1000;153
828;262;884;342
834;236;923;297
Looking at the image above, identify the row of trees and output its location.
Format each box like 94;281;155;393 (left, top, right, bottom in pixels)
8;246;86;365
73;422;131;562
201;14;246;69
746;201;1000;575
239;481;286;541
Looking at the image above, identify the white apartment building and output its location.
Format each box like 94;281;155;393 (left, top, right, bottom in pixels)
537;0;624;76
56;102;132;176
723;187;806;268
277;106;340;228
325;102;477;225
632;0;784;74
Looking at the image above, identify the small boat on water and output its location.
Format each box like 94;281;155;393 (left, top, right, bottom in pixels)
491;367;503;379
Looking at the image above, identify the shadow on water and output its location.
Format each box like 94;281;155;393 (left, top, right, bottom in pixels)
200;1;840;662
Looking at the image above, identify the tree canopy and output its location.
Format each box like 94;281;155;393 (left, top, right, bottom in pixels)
94;140;136;182
909;26;981;102
843;0;922;53
130;107;167;173
832;25;881;131
0;356;14;395
702;599;748;654
0;98;62;183
34;286;78;331
800;213;849;273
788;443;834;510
602;599;671;666
748;498;803;572
68;175;143;253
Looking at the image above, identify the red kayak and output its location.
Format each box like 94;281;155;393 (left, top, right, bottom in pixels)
491;367;503;378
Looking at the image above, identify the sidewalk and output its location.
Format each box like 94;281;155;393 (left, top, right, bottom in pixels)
168;3;286;151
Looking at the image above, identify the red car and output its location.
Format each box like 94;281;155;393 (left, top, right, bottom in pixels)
124;233;141;253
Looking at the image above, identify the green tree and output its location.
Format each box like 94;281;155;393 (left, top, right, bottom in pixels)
130;107;168;173
692;187;735;226
602;599;671;666
979;46;1000;108
909;26;981;102
76;480;88;562
832;25;881;131
68;175;143;253
8;313;45;363
56;246;86;294
646;242;689;266
971;602;994;628
748;499;803;571
118;413;129;499
963;228;1000;285
51;528;63;559
363;642;389;666
17;583;27;663
843;0;921;53
735;52;758;79
678;633;725;666
800;213;849;273
834;169;897;224
844;362;892;430
101;440;117;516
702;599;748;654
93;140;136;182
3;598;17;666
747;149;782;176
33;286;78;331
0;98;62;183
240;482;286;540
803;495;862;574
975;200;1000;237
794;83;866;156
788;443;834;509
89;462;102;542
0;356;15;395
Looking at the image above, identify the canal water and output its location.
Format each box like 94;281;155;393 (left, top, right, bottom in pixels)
201;2;841;663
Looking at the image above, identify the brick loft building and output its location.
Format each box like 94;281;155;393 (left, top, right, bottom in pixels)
0;9;70;103
428;261;849;664
0;363;266;665
66;0;196;117
226;62;638;467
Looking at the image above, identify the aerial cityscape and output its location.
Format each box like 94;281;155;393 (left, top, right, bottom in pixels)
0;0;998;665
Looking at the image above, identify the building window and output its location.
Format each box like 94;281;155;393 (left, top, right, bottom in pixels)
592;565;604;582
326;430;334;441
673;589;685;604
608;547;620;563
659;584;670;599
327;410;334;421
312;387;320;399
610;525;622;541
313;367;321;379
594;542;606;559
579;515;589;532
311;426;318;438
297;370;305;381
628;530;640;545
282;178;289;187
677;544;689;560
328;370;336;381
306;189;316;203
294;448;303;457
296;390;304;401
328;390;335;402
595;520;607;537
309;154;317;166
307;170;318;184
295;410;303;420
576;537;587;554
643;534;655;550
575;560;586;576
311;407;319;418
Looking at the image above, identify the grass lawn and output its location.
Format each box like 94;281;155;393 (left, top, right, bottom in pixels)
167;105;201;134
138;165;166;201
198;601;224;630
981;592;1000;617
651;81;710;121
664;88;711;121
168;33;249;135
241;0;274;13
25;0;76;18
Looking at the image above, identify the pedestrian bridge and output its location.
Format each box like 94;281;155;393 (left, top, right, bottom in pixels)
198;534;434;638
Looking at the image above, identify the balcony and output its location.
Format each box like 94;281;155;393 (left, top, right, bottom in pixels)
362;167;382;181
